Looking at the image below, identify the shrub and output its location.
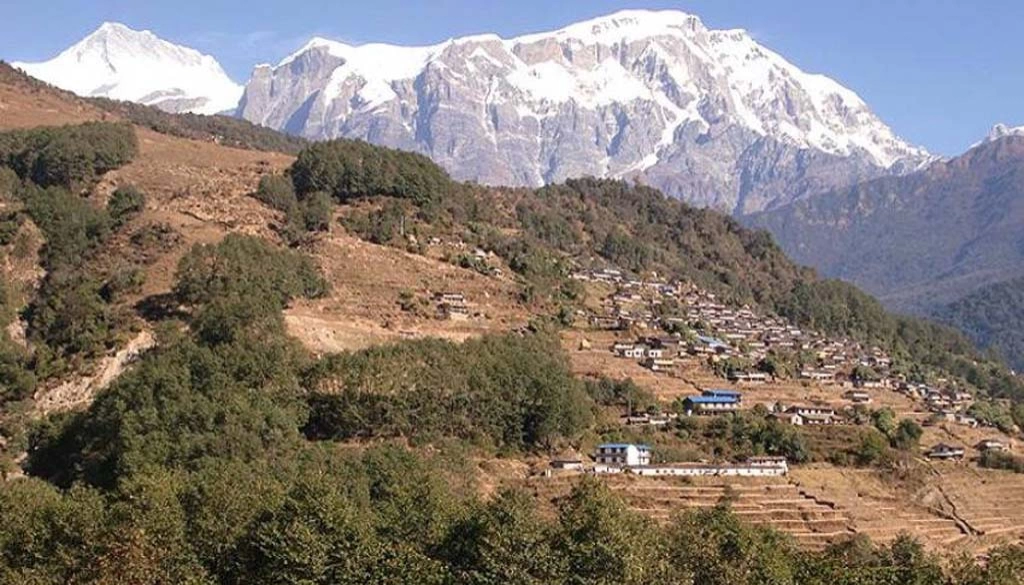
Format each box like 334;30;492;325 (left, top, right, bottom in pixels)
106;184;146;226
300;191;333;232
254;174;297;213
980;450;1024;473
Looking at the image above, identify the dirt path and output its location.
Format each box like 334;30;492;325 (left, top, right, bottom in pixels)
33;330;155;416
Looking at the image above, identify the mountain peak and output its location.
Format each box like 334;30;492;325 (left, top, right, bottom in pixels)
94;21;138;35
987;123;1024;141
13;24;242;115
515;9;706;44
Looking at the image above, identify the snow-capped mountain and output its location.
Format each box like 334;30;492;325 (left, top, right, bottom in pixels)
13;22;242;115
239;10;932;212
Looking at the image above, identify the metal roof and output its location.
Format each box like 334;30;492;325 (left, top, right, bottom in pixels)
684;395;738;404
703;389;742;397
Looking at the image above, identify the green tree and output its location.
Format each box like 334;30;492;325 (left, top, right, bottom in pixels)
871;408;898;436
855;430;889;466
92;470;212;585
891;419;924;451
441;488;561;585
255;174;299;212
553;479;672;585
667;503;798;585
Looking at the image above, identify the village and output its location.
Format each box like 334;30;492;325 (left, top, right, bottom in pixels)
551;266;1017;472
420;263;1015;474
400;259;1024;551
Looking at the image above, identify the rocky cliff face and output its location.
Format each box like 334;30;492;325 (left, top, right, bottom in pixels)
237;10;931;213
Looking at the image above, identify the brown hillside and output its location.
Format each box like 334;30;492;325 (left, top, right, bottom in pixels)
0;70;532;413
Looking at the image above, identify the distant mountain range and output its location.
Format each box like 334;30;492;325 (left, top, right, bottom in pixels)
10;12;931;213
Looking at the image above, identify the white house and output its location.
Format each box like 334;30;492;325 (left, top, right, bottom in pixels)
774;405;837;426
976;439;1008;453
626;457;788;478
643;358;676;372
843;390;872;404
926;443;965;460
729;371;768;384
594;443;651;467
800;370;835;384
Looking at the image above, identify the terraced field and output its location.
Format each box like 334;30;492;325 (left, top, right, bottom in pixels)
792;466;977;550
529;474;856;550
617;478;854;550
936;466;1024;544
526;470;1006;552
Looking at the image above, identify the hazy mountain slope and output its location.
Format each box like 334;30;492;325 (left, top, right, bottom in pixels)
237;9;930;213
12;22;242;115
746;134;1024;313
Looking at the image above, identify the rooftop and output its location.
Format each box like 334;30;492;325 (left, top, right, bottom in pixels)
597;443;651;450
685;395;739;404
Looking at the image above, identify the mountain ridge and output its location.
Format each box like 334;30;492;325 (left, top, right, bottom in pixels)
4;11;934;213
237;9;932;212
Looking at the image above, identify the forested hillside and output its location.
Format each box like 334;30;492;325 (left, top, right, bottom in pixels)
288;140;1023;402
936;276;1024;371
747;135;1024;313
4;198;1020;584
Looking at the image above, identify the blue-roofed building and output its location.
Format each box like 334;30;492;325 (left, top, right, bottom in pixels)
690;335;731;356
702;389;743;403
682;393;740;415
594;443;651;467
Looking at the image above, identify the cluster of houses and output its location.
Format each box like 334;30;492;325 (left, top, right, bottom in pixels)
577;269;899;387
675;389;842;426
895;383;981;428
570;266;1021;473
550;443;790;477
611;336;686;373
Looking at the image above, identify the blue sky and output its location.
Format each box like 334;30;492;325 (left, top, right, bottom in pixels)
1;0;1021;155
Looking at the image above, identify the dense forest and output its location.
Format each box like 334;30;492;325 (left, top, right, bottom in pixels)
936;276;1024;371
